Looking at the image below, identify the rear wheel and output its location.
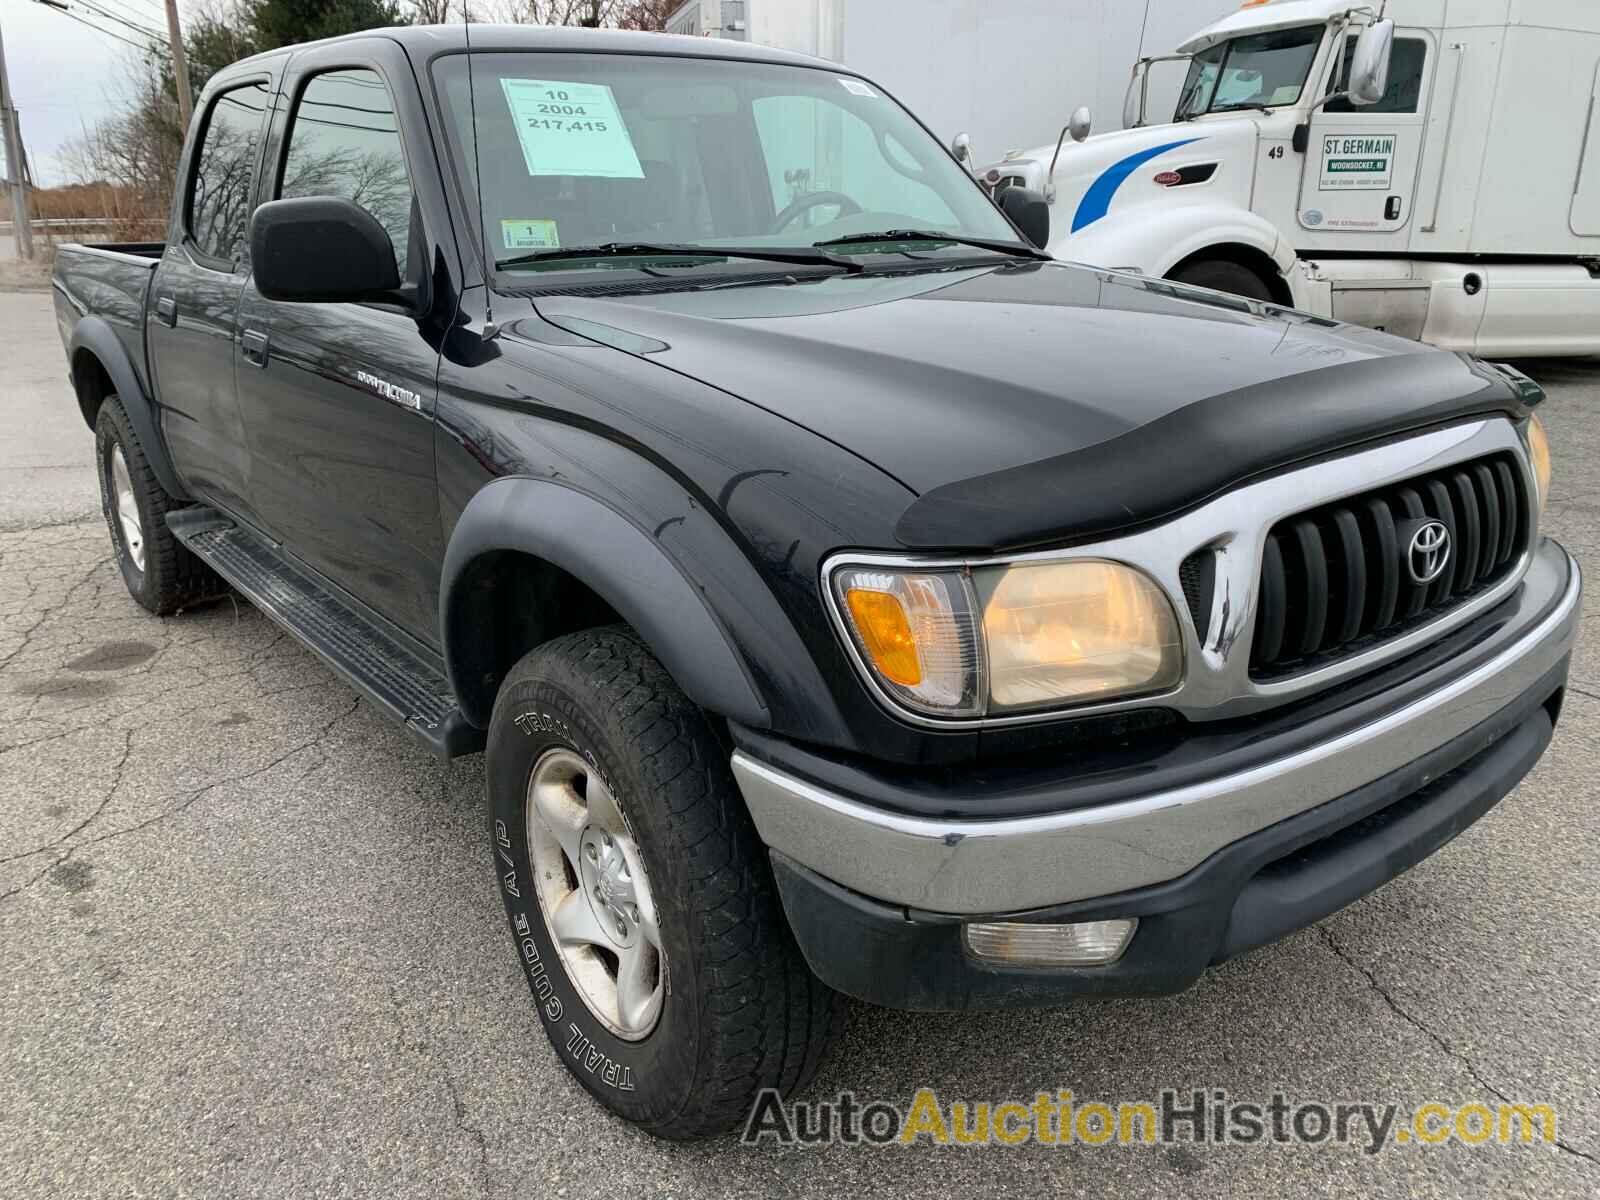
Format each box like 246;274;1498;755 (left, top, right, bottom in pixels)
94;396;220;614
1170;258;1276;302
486;626;841;1138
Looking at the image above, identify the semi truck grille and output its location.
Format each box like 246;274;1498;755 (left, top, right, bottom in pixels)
1249;452;1530;679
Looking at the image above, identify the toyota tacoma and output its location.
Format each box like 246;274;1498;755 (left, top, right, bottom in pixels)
51;25;1578;1138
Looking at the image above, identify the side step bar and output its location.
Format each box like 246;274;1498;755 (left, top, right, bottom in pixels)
168;507;484;758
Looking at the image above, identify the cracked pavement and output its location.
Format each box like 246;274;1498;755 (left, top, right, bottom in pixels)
2;289;1598;1196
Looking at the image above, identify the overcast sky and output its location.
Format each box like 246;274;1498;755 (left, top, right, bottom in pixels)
2;0;168;186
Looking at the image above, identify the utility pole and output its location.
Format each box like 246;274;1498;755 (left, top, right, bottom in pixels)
163;0;193;130
0;17;34;261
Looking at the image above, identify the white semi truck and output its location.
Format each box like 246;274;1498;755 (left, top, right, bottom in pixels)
977;0;1600;357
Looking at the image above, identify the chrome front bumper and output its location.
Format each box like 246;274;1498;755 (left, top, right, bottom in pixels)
733;541;1580;916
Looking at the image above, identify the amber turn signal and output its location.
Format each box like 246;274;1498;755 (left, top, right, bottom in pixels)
844;588;922;686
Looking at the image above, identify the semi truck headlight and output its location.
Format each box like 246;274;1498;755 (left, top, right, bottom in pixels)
1524;412;1552;514
831;560;1181;719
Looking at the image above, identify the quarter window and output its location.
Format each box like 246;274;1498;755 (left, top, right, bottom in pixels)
187;81;270;264
280;68;415;274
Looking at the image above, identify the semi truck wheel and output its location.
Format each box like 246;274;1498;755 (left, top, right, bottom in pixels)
485;625;840;1138
1170;258;1275;302
93;396;220;615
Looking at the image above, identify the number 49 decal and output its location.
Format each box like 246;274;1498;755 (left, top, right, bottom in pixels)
1267;145;1286;159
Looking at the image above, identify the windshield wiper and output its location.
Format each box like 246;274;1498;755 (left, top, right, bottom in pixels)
1207;102;1273;116
495;241;862;272
813;230;1049;260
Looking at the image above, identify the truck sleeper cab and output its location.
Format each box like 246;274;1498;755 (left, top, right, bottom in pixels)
52;23;1578;1140
983;0;1600;357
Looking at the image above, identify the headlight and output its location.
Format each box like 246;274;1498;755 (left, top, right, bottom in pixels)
975;560;1183;711
831;559;1182;720
1524;412;1551;514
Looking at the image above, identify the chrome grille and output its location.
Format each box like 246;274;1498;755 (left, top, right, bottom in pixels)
1249;452;1530;678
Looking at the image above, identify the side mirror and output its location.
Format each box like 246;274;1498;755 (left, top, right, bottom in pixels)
249;196;402;303
1068;105;1092;143
1000;185;1050;250
1349;19;1394;105
951;131;973;167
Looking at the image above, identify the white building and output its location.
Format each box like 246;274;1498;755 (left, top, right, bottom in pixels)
665;0;1239;159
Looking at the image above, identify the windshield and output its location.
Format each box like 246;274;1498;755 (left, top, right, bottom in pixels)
1174;25;1324;119
431;52;1022;273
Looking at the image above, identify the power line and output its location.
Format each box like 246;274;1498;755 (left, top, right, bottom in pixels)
75;0;168;41
28;2;166;51
95;0;171;24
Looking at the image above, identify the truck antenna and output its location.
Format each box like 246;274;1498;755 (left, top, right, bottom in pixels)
462;2;498;339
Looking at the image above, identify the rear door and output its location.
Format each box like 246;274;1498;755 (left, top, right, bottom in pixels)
232;38;456;644
1297;30;1433;241
147;71;278;519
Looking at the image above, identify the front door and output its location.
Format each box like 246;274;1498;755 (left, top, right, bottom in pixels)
147;75;276;520
232;41;454;645
1297;29;1433;241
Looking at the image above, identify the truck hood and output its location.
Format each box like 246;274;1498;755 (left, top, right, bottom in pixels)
1001;118;1259;245
528;260;1529;551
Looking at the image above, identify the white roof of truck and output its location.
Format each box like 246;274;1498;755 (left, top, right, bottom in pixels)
1177;0;1357;54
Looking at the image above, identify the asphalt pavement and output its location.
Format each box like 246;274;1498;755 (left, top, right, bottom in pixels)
1;288;1597;1197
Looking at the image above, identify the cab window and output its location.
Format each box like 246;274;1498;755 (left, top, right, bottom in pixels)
186;81;271;265
1175;25;1323;119
1325;37;1428;113
279;68;416;275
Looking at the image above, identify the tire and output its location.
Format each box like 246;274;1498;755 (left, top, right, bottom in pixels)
486;626;841;1138
1170;258;1276;302
94;396;220;615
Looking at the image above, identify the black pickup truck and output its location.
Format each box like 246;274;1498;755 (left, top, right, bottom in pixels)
53;25;1578;1138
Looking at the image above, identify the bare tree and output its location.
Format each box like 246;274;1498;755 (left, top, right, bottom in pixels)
446;0;674;29
487;0;626;25
410;0;454;22
616;0;676;31
60;50;185;237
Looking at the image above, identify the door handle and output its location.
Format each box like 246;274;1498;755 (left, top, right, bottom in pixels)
1385;194;1403;221
155;295;177;327
240;328;270;367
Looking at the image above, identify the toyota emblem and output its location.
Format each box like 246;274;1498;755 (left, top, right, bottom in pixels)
1405;520;1451;586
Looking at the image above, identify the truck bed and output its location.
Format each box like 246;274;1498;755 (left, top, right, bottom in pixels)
51;242;164;421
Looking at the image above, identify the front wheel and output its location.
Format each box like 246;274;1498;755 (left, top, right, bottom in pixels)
1169;258;1276;302
486;626;840;1138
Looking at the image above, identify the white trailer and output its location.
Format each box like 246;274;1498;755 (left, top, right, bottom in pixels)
979;0;1600;357
666;0;1232;168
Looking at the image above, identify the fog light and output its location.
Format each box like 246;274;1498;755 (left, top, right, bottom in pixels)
963;918;1137;967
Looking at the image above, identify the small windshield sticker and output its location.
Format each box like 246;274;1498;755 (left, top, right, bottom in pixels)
837;77;877;98
1317;132;1395;191
502;218;560;250
499;78;644;179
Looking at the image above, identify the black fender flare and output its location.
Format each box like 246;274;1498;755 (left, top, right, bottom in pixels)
68;315;190;500
442;476;799;732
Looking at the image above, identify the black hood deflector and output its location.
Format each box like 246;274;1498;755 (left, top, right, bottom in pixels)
895;352;1529;553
